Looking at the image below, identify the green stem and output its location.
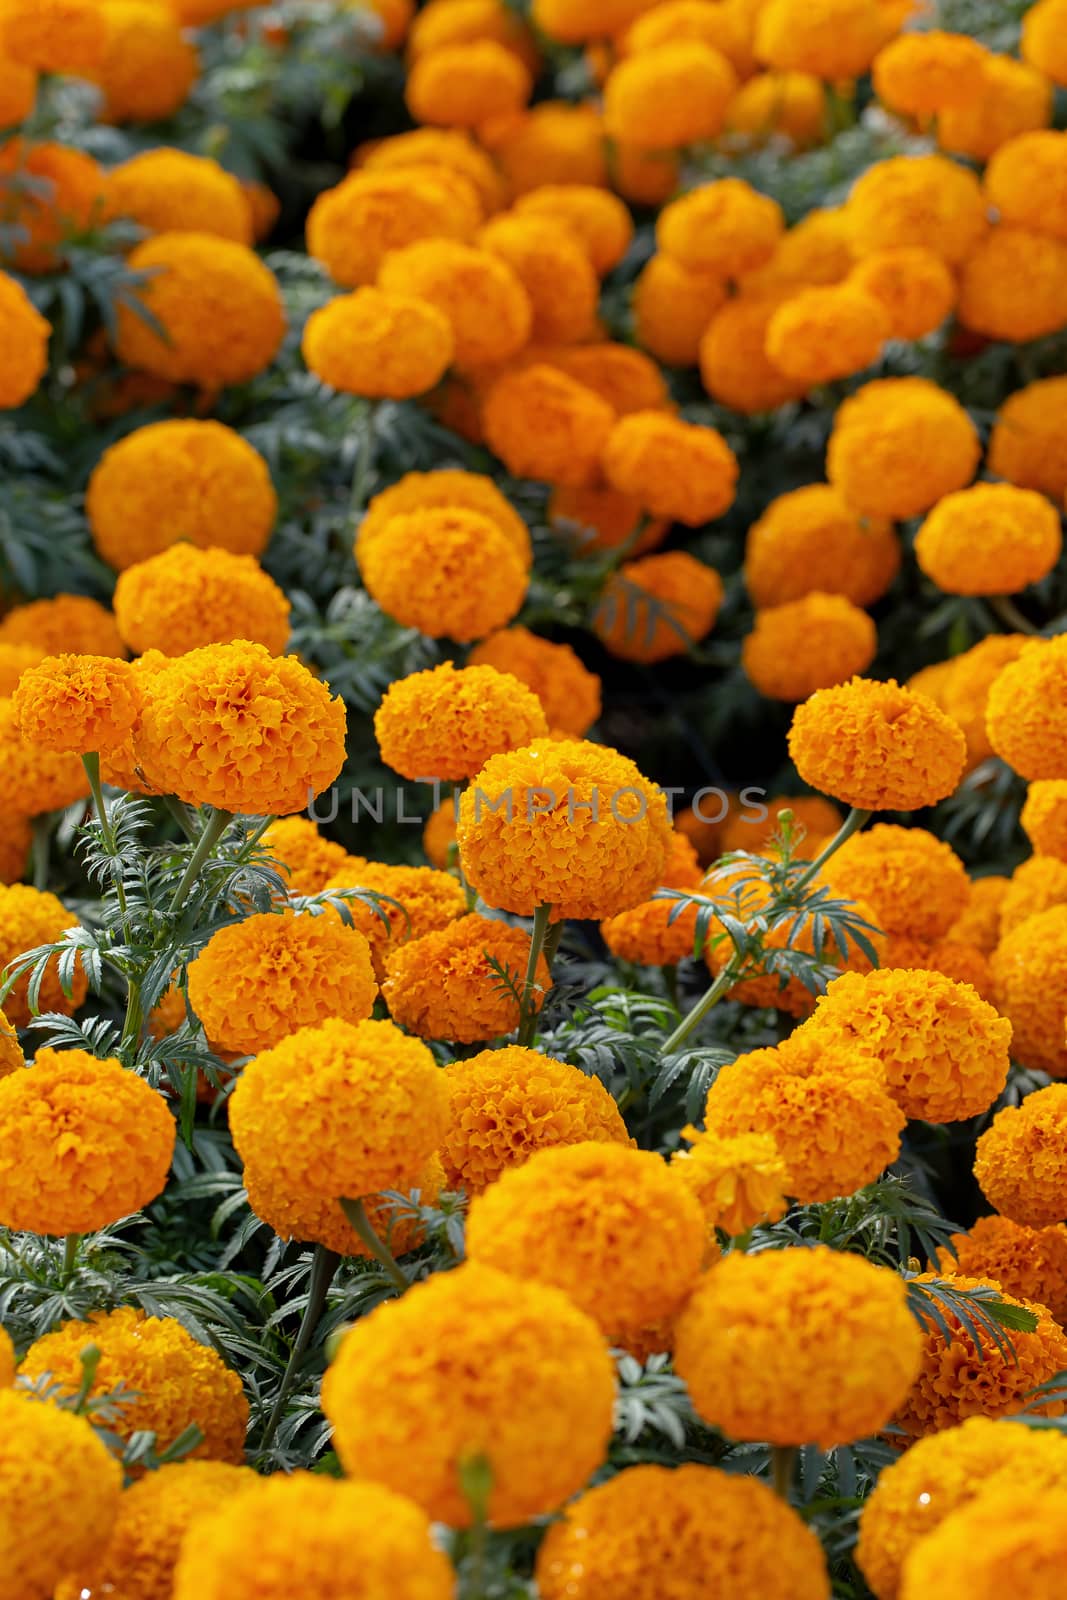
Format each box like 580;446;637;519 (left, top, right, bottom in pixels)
349;402;378;523
168;808;233;913
790;806;871;895
516;902;552;1047
63;1232;80;1281
161;795;199;842
119;982;144;1058
340;1198;409;1294
83;753;131;938
988;594;1040;637
771;1444;797;1502
260;1244;341;1455
459;1454;493;1600
658;962;738;1057
543;920;565;967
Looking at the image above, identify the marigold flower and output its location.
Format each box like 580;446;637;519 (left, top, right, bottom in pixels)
13;654;140;755
0;883;86;1027
90;3;198;125
529;0;660;42
999;854;1067;936
921;484;1061;602
743;207;856;296
621;0;755;72
0;271;49;410
382;912;550;1041
765;284;888;385
0;56;36;127
824;824;969;940
114;546;290;658
632;253;728;368
671;1127;788;1236
0;697;89;818
322;1260;614;1525
960;225;1067;342
657;178;784;277
302;286;453;399
600;829;703;966
986;636;1067;780
467;629;600;738
482;362;612;486
754;0;888;80
0;1010;22;1080
719;792;843;855
375;660;547;782
939;1214;1067;1325
359;126;507;213
1021;781;1067;861
699;293;809;412
360;507;528;641
603;412;738;525
257;818;347;896
742;593;876;701
603;42;737;149
243;1151;443;1261
847;246;956;340
976;1082;1067;1224
358;469;530;569
115;233;285;387
1;0;105;73
939;54;1051;162
308;166;482;288
0;1389;121;1600
828;377;980;518
537;1463;830;1600
744;484;899;608
595;551;724;664
872;30;987;118
988;375;1067;499
105;148;249;242
677;1247;921;1447
984;130;1067;244
512;184;632;275
21;1306;248;1463
882;935;993;1001
378;239;531;369
549;483;667;556
947;874;1009;953
903;1485;1067;1600
990;906;1067;1076
1023;0;1067;84
0;140;104;275
321;859;467;976
0;594;123;659
406;39;531;126
846;154;987;266
408;0;538;71
801;966;1012;1122
485;99;608;194
479;214;598;344
727;71;828;148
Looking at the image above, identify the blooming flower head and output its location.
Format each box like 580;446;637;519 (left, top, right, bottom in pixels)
601;412;739;526
0;1010;22;1080
988;375;1067;499
106;149;249;241
374;660;547;781
440;1044;631;1192
845;155;987;265
744;484;900;609
479;213;598;345
87;2;199;124
765;285;889;386
975;1083;1067;1225
986;636;1067;780
361;506;528;641
0;884;87;1026
378;239;531;369
243;1151;443;1261
21;1306;249;1462
512;184;632;275
699;293;811;413
406;38;531;126
985;131;1067;241
469;626;601;736
359;125;507;212
632;252;728;368
657;178;784;277
728;70;829;148
603;41;738;149
537;1463;830;1600
1;0;107;72
0;643;45;697
0;697;89;818
743;593;877;702
825;824;969;940
12;653;140;757
992;907;1067;1074
872;30;988;117
948;874;1009;953
671;1127;789;1237
755;0;889;80
0;271;50;409
939;54;1051;162
1000;854;1067;934
260;817;350;895
357;468;531;568
848;246;957;339
321;1260;615;1526
959;225;1067;343
827;377;980;518
382;912;550;1042
675;1247;922;1448
86;419;277;571
1021;782;1067;860
0;139;104;274
114;546;291;658
938;1213;1067;1325
0;594;124;658
941;633;1029;765
134;641;346;815
482;362;615;487
408;0;538;72
301;287;454;399
600;829;704;966
743;206;855;295
321;859;468;977
595;552;724;664
901;1485;1067;1600
1023;0;1067;83
307;164;483;288
457;739;672;919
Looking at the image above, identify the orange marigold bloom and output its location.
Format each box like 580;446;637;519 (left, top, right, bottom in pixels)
86;419;276;572
13;653;140;755
359;127;507;213
115;233;285;387
848;246;957;340
827;376;980;518
375;660;547;781
90;3;199;125
603;42;737;149
113;546;291;657
976;1083;1067;1225
939;1213;1067;1325
529;0;660;42
872;30;987;117
408;0;539;72
378;239;531;369
0;271;50;409
539;341;671;415
261;816;350;895
657;178;784;277
610;140;680;206
468;627;601;736
479;214;598;345
457;738;672;919
727;71;828;148
788;676;967;811
676;1247;923;1448
754;0;888;80
96;649;169;797
881;935;993;1002
718;792;842;855
0;55;36;127
824;823;969;940
621;0;757;74
999;854;1067;934
986;636;1067;780
602;411;738;525
301;286;453;399
600;829;703;966
0;140;104;274
671;1127;788;1236
948;874;1009;953
742;593;877;701
985;130;1067;243
321;858;467;977
919;483;1063;597
360;507;528;641
988;908;1067;1076
485;100;608;194
1023;0;1067;85
988;375;1067;500
632;253;728;368
1022;781;1067;861
512;184;632;274
382;912;550;1042
406;39;531;127
744;484;899;608
959;225;1067;342
1;0;105;73
105;148;250;241
765;284;888;385
741;207;855;296
0;593;124;658
800;965;1012;1122
483;363;614;487
0;1008;22;1078
595;551;724;664
357;468;531;568
243;1151;443;1260
699;293;809;413
901;1485;1067;1600
135;642;346;816
422;797;457;869
939;53;1052;162
846;154;987;266
307;166;482;288
549;483;667;556
0;696;90;818
0;883;86;1027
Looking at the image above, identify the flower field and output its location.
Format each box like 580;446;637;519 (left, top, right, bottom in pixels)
3;0;1067;1593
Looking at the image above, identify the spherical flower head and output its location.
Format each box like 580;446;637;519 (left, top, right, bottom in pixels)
942;633;1029;764
114;546;291;657
743;206;856;296
382;912;550;1042
882;934;993;1000
406;38;531;127
959;224;1067;343
989;375;1067;499
547;344;674;422
0;271;50;409
114;232;285;387
482;363;614;488
676;1246;922;1448
600;832;703;965
307;165;484;288
755;0;888;80
727;71;829;149
828;377;980;518
243;1149;443;1261
699;293;811;413
0;139;105;275
1000;854;1067;934
671;1128;788;1237
992;907;1067;1075
825;824;970;940
0;643;46;697
976;1083;1067;1225
378;239;531;370
360;508;528;642
939;1214;1067;1326
512;184;632;275
322;1260;614;1527
939;54;1052;163
322;859;467;977
458;739;672;919
135;642;345;815
408;0;538;72
596;551;724;664
479;213;598;345
537;1462;830;1600
1024;0;1067;83
901;1484;1067;1600
856;1416;1067;1600
602;412;739;526
86;419;277;572
603;41;738;149
0;1010;22;1081
469;626;601;736
985;130;1067;243
765;285;889;386
301;287;454;400
105;149;249;243
742;593;877;702
0;1388;122;1600
359;126;507;212
948;874;1009;953
358;468;531;568
0;696;89;818
873;30;988;118
87;4;199;126
375;660;547;781
2;0;106;73
230;1015;449;1202
632;252;728;369
1021;782;1067;861
13;654;140;756
801;966;1012;1122
21;1306;249;1462
0;594;124;658
0;884;87;1027
846;155;987;266
466;1141;706;1337
744;484;900;609
260;817;350;895
986;635;1067;780
657;178;785;277
848;246;957;340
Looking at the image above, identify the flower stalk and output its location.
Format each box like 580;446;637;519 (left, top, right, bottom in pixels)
516;901;553;1047
340;1197;409;1294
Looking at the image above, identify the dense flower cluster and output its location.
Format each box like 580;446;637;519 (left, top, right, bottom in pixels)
113;547;291;657
374;660;547;780
975;1085;1067;1225
382;913;550;1042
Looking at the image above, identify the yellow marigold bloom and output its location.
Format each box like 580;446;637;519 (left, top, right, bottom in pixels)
458;738;671;918
596;551;724;664
0;1388;121;1600
22;1306;248;1463
0;140;104;275
0;271;49;410
847;246;956;340
765;284;888;385
538;1462;830;1600
857;1417;1067;1600
378;239;531;369
173;1471;454;1600
960;225;1067;342
406;38;531;127
1023;0;1067;84
261;816;350;895
13;653;140;755
549;483;667;556
755;0;888;80
671;1127;788;1236
658;178;784;277
0;593;124;658
542;342;670;417
482;363;614;487
115;232;285;387
872;30;987;118
479;213;598;344
1022;781;1067;860
985;130;1067;243
408;0;538;71
986;636;1067;781
302;286;454;399
375;660;547;781
321;859;467;976
632;252;728;368
828;377;980;519
939;1214;1067;1325
788;676;966;811
622;0;757;71
105;148;249;241
0;698;90;818
705;1033;903;1201
188;911;377;1056
485;99;609;195
801;966;1012;1122
824;823;969;940
988;375;1067;500
307;166;482;288
902;1485;1067;1600
603;42;737;149
0;1045;173;1236
921;485;1061;602
360;507;528;641
603;412;738;526
0;884;86;1027
948;874;1009;953
742;207;855;296
600;829;703;966
742;593;876;701
243;1150;443;1259
744;484;899;608
470;627;601;736
113;546;290;657
358;468;531;567
512;184;632;275
1000;854;1067;935
846;154;987;266
0;55;36;127
897;1270;1067;1440
86;419;276;572
135;642;345;815
0;1010;22;1079
677;1247;922;1447
1;0;105;73
699;292;809;412
976;1082;1067;1223
95;649;169;797
56;1460;256;1600
467;1141;705;1337
90;3;198;125
940;54;1051;162
529;0;660;43
440;1044;631;1192
882;935;993;1002
990;908;1067;1076
728;71;828;148
359;126;507;213
382;911;550;1041
230;1015;449;1200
